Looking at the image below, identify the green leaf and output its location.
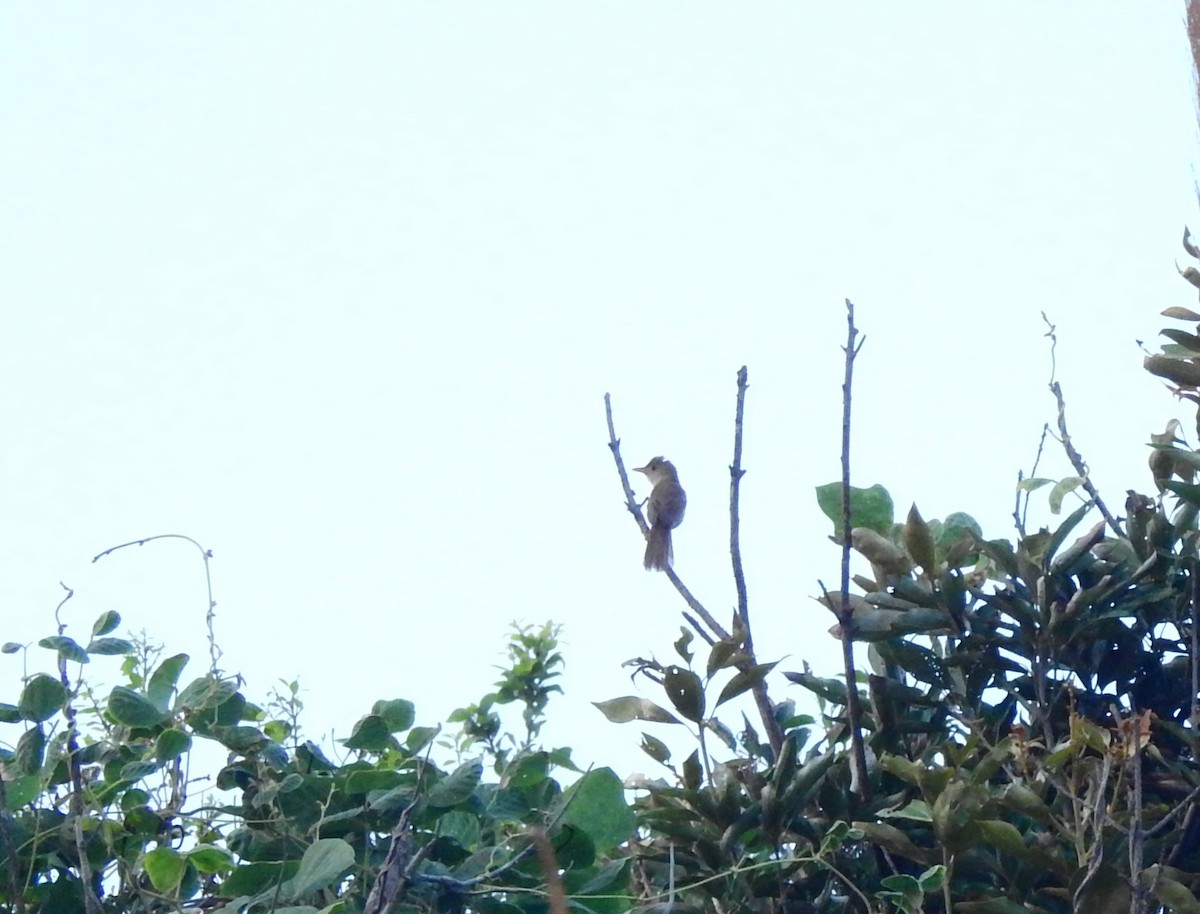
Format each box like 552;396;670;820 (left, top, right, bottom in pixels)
91;610;121;637
155;728;192;762
878;800;933;822
371;699;415;733
427;759;482;807
186;845;233;875
175;675;238;712
1;642;21;654
592;697;681;725
18;674;66;722
343;715;392;752
147;654;190;711
662;666;705;723
559;768;635;850
1045;499;1095;565
1163;480;1200;507
405;725;438;753
504;751;549;789
2;774;40;808
108;686;168;727
715;662;776;709
15;726;45;776
0;704;19;724
815;482;894;535
143;847;187;892
284;838;354;899
1016;477;1053;492
38;636;88;664
639;732;671;764
1048;476;1084;514
87;637;134;656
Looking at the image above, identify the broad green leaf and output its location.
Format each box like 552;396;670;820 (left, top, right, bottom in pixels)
1164;480;1200;507
715;662;777;709
15;726;44;775
18;674;66;722
427;759;482;807
87;637;134;656
662;667;704;723
640;733;671;764
147;654;190;711
593;697;681;725
186;845;233;875
91;610;121;637
108;686;167;728
2;774;40;808
143;847;187;892
175;675;238;712
38;636;88;664
504;751;549;789
155;728;192;762
343;715;392;752
371;698;415;733
558;768;634;850
815;482;894;535
285;839;354;898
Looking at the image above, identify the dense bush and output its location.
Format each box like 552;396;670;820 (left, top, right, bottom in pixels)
8;245;1200;912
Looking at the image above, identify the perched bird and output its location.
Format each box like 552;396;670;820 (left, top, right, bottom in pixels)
635;457;687;571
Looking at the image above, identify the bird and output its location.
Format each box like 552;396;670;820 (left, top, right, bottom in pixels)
634;457;687;571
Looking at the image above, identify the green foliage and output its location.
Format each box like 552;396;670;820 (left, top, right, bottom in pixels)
10;253;1200;912
0;616;628;913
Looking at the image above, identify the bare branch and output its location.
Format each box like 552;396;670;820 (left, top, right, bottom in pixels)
838;299;871;800
727;367;783;756
1041;315;1123;538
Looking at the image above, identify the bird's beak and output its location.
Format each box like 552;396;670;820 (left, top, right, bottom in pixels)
633;465;648;475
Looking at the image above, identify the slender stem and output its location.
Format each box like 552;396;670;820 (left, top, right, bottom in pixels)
838;300;871;799
52;584;103;914
728;366;783;755
1040;315;1122;538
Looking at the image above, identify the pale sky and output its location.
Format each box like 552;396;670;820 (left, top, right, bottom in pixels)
2;4;1197;775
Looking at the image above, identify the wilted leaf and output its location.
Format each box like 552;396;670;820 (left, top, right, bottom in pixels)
1145;354;1200;387
903;504;937;577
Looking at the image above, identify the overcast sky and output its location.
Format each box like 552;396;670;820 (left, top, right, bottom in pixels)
2;4;1197;776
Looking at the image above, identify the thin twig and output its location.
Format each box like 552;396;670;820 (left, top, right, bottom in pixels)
1014;424;1050;537
838;300;871;800
604;394;731;641
727;367;783;756
730;366;751;629
1041;315;1123;537
1192;557;1199;731
93;534;223;673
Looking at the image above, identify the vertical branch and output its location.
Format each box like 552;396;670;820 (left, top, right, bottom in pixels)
838;300;871;799
727;366;783;756
730;366;750;628
53;584;103;914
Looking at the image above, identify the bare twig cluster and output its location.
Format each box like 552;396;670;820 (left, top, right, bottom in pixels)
605;368;784;755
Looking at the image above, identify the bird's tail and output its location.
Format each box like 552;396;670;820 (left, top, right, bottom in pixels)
644;527;673;571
